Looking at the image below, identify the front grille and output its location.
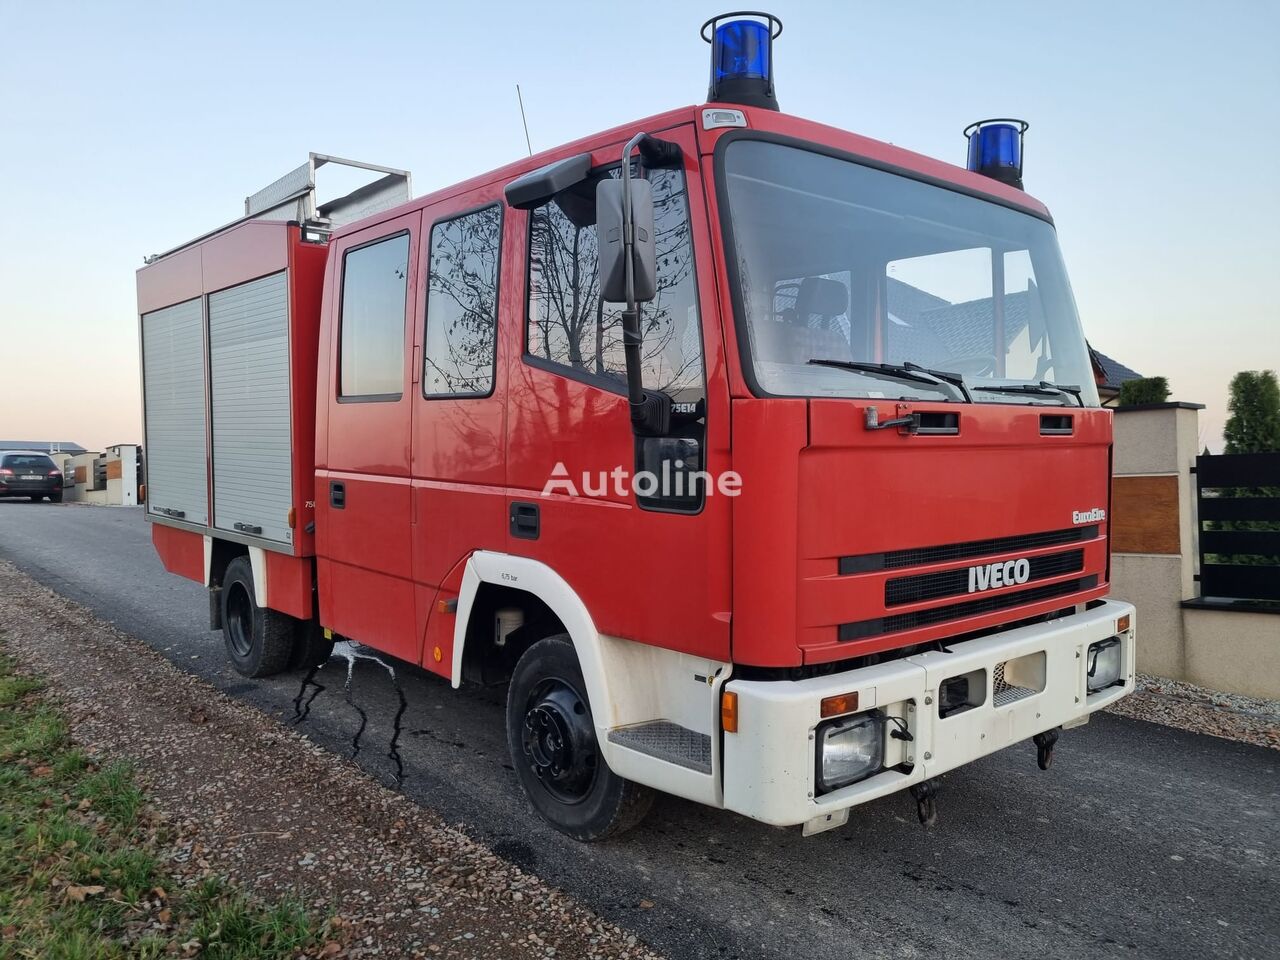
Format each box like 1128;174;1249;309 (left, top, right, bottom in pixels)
885;549;1085;606
839;525;1098;575
838;575;1098;642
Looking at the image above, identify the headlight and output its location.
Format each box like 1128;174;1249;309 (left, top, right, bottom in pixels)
815;712;883;793
1087;637;1123;692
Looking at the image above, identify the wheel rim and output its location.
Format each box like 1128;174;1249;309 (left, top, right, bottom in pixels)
520;677;598;804
226;581;255;658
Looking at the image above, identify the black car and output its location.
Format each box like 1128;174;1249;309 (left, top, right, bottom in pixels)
0;452;63;502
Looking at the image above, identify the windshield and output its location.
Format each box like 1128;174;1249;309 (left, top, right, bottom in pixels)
720;140;1100;406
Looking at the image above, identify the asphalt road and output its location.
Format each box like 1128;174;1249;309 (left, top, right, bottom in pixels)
1;500;1276;960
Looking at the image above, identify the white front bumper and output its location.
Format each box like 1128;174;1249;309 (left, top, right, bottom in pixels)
722;600;1135;829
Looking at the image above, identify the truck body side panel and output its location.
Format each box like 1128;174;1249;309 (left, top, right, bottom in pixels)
265;549;314;620
287;238;328;558
151;523;204;583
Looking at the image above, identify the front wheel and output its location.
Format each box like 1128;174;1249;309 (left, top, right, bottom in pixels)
506;635;652;841
220;556;296;677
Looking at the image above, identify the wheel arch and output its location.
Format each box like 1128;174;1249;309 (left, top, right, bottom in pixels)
453;552;610;730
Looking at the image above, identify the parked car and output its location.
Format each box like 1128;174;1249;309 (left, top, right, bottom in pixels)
0;451;64;502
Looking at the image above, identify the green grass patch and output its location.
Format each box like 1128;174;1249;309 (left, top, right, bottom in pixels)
0;650;328;958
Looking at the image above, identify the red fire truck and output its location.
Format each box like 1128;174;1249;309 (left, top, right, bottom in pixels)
138;13;1134;840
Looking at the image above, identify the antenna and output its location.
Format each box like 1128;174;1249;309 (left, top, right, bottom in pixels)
516;84;533;157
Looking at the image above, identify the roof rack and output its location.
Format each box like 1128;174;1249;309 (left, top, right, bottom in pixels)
245;153;411;225
144;153;412;264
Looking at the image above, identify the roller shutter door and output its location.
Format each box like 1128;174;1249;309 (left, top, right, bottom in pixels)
142;298;208;525
208;271;294;545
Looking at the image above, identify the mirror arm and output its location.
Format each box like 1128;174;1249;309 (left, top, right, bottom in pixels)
619;133;671;436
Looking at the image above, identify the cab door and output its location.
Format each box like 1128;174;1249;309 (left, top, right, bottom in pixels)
408;189;513;675
315;211;422;660
503;123;733;662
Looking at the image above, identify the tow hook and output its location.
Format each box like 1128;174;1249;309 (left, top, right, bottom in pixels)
1033;727;1061;770
908;778;940;827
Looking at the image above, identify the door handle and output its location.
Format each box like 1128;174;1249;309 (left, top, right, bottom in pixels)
330;481;346;509
510;501;540;540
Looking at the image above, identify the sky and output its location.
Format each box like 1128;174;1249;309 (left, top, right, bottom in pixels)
1;0;1276;452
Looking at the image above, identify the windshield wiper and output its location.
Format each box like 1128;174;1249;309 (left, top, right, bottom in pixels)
807;359;972;402
971;381;1084;407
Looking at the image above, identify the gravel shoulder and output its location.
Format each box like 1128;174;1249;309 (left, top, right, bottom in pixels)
0;559;659;960
1106;674;1280;750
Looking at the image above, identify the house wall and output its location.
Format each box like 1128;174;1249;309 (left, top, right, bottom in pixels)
52;449;140;506
1182;608;1279;700
1109;403;1280;699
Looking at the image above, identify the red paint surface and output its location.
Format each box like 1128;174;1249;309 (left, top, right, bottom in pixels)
265;550;314;620
152;524;203;583
145;103;1112;673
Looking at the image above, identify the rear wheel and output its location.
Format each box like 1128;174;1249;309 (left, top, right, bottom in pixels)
220;556;296;678
506;635;653;841
47;492;62;503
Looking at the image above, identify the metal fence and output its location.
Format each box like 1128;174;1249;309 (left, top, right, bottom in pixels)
1194;452;1280;602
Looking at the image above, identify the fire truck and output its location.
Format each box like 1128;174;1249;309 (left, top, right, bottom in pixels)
137;13;1135;840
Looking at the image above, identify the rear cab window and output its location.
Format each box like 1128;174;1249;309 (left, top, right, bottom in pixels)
339;232;411;399
423;206;503;397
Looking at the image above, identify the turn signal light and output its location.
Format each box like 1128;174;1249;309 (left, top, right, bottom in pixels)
721;690;739;733
1117;613;1131;633
820;692;859;718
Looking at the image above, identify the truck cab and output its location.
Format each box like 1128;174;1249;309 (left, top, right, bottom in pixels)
139;12;1134;840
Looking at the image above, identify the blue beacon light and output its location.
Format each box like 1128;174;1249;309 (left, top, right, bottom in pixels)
701;12;783;112
964;119;1029;190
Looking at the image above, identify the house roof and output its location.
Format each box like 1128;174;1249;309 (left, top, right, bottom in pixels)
0;441;88;454
1088;347;1143;389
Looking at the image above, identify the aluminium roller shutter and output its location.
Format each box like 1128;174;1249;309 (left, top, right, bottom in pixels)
208;271;294;545
141;298;209;525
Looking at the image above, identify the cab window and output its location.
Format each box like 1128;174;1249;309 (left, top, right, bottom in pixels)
339;232;410;399
526;167;703;408
423;206;502;397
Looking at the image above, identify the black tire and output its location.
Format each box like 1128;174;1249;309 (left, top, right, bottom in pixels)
288;619;336;671
47;492;62;503
220;556;296;678
506;635;653;841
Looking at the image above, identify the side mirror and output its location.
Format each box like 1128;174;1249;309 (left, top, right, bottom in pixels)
596;177;657;303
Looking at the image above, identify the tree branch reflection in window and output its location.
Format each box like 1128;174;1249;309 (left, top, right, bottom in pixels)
527;168;703;404
423;206;502;397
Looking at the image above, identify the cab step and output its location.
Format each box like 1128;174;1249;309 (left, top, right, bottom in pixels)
607;721;712;775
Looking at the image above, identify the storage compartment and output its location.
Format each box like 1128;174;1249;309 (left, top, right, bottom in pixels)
209;271;294;544
141;298;208;525
137;218;328;557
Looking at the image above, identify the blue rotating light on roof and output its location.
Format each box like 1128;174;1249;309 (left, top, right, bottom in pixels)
702;12;783;112
964;119;1029;190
